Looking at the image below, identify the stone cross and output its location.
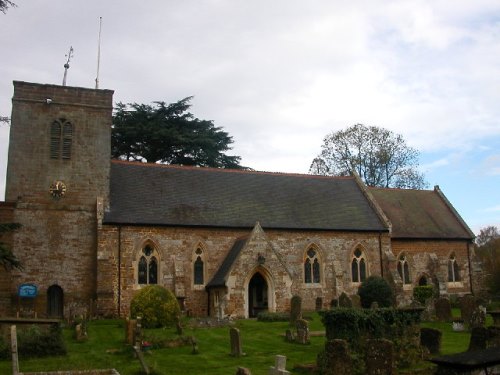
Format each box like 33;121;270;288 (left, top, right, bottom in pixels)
230;327;244;356
269;355;290;375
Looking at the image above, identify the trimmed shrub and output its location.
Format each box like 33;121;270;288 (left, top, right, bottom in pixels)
257;311;290;322
358;276;393;308
130;285;181;328
3;325;67;358
413;285;434;305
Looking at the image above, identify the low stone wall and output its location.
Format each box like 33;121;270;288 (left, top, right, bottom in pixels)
22;369;120;375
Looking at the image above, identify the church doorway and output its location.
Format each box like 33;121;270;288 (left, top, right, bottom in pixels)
47;285;64;318
248;272;268;318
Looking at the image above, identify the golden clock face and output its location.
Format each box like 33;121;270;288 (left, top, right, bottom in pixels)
49;181;67;198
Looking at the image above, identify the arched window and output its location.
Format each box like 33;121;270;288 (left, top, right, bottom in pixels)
448;253;461;282
137;244;158;285
50;118;73;159
397;253;411;284
194;248;204;285
351;248;367;283
304;247;320;284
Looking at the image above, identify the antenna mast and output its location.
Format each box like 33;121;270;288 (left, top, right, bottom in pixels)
62;46;74;86
95;17;102;89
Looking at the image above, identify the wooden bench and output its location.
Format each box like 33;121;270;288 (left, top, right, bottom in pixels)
430;347;500;374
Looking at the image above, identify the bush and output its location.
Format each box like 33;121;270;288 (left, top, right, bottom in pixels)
2;325;67;358
413;285;434;305
358;276;393;308
130;285;181;328
257;311;289;322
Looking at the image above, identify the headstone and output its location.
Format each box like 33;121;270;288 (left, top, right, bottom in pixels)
324;339;352;375
295;318;310;344
125;318;136;344
75;323;87;341
269;355;290;375
338;292;352;308
230;327;244;356
460;295;476;325
11;325;20;375
434;298;452;322
316;297;323;311
469;306;486;330
487;326;500;348
421;298;435;321
420;327;442;355
350;294;361;308
285;329;295;342
236;367;252;375
290;295;302;326
468;326;489;351
365;339;394;375
176;319;184;335
452;319;465;332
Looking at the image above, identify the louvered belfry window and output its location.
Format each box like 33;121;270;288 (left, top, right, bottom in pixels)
50;119;73;159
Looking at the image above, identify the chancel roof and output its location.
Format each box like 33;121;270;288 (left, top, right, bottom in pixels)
369;187;474;240
104;160;387;231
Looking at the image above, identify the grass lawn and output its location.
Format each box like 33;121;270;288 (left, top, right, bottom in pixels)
0;312;481;375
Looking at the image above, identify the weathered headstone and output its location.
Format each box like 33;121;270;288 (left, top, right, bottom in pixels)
230;327;244;356
316;297;323;311
452;319;465;332
125;318;136;344
11;325;20;375
420;327;442;355
285;329;295;343
290;295;302;327
75;323;87;341
469;306;486;330
468;326;489;351
324;339;352;375
295;318;310;344
421;298;435;322
365;339;394;375
269;355;290;375
435;298;452;322
350;294;361;308
236;367;252;375
176;319;184;336
460;295;476;325
338;292;352;308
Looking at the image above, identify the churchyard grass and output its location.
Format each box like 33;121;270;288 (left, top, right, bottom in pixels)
0;312;479;375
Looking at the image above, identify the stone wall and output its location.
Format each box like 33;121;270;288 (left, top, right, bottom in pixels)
96;224;390;317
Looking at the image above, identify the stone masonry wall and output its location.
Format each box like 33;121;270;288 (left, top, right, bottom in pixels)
97;224;389;317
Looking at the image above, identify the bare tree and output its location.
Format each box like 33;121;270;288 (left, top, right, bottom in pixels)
0;0;16;14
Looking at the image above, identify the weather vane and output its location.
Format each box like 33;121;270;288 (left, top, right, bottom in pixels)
62;46;74;86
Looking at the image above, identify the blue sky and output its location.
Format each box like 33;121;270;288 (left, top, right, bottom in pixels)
0;0;499;234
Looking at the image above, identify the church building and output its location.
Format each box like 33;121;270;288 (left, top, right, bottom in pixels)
0;81;477;319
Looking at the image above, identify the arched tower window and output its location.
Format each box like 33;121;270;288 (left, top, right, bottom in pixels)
304;247;320;284
448;253;461;282
194;247;204;285
137;244;158;285
397;253;411;284
50;118;73;159
351;247;367;283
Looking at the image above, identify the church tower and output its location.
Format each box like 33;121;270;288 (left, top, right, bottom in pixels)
4;81;113;317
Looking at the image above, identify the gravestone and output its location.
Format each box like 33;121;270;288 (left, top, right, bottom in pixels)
435;298;452;322
460;295;476;325
236;367;252;375
487;326;500;348
339;292;352;308
316;297;323;311
75;323;87;341
176;319;184;335
269;355;291;375
469;306;486;330
468;326;489;351
295;318;310;344
365;339;394;375
125;318;136;344
285;329;295;343
324;339;352;375
421;298;435;322
420;327;442;355
230;327;244;356
350;294;361;308
290;295;302;327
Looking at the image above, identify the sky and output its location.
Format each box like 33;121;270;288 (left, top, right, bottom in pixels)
0;0;499;234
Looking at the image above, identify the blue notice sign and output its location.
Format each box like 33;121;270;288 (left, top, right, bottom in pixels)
18;284;38;298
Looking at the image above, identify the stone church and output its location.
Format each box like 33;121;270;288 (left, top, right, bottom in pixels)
0;81;478;319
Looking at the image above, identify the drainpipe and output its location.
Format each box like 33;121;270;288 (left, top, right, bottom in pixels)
379;232;384;278
118;226;122;317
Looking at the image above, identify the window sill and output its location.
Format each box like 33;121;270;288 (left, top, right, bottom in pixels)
403;284;413;291
447;281;463;288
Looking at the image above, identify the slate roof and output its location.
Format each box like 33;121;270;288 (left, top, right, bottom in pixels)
369;187;474;240
104;160;387;231
206;236;248;288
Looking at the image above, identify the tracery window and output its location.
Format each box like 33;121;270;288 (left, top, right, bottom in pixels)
448;253;461;282
304;247;320;284
397;253;411;284
351;247;367;283
194;248;204;285
137;244;158;285
50;118;73;159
